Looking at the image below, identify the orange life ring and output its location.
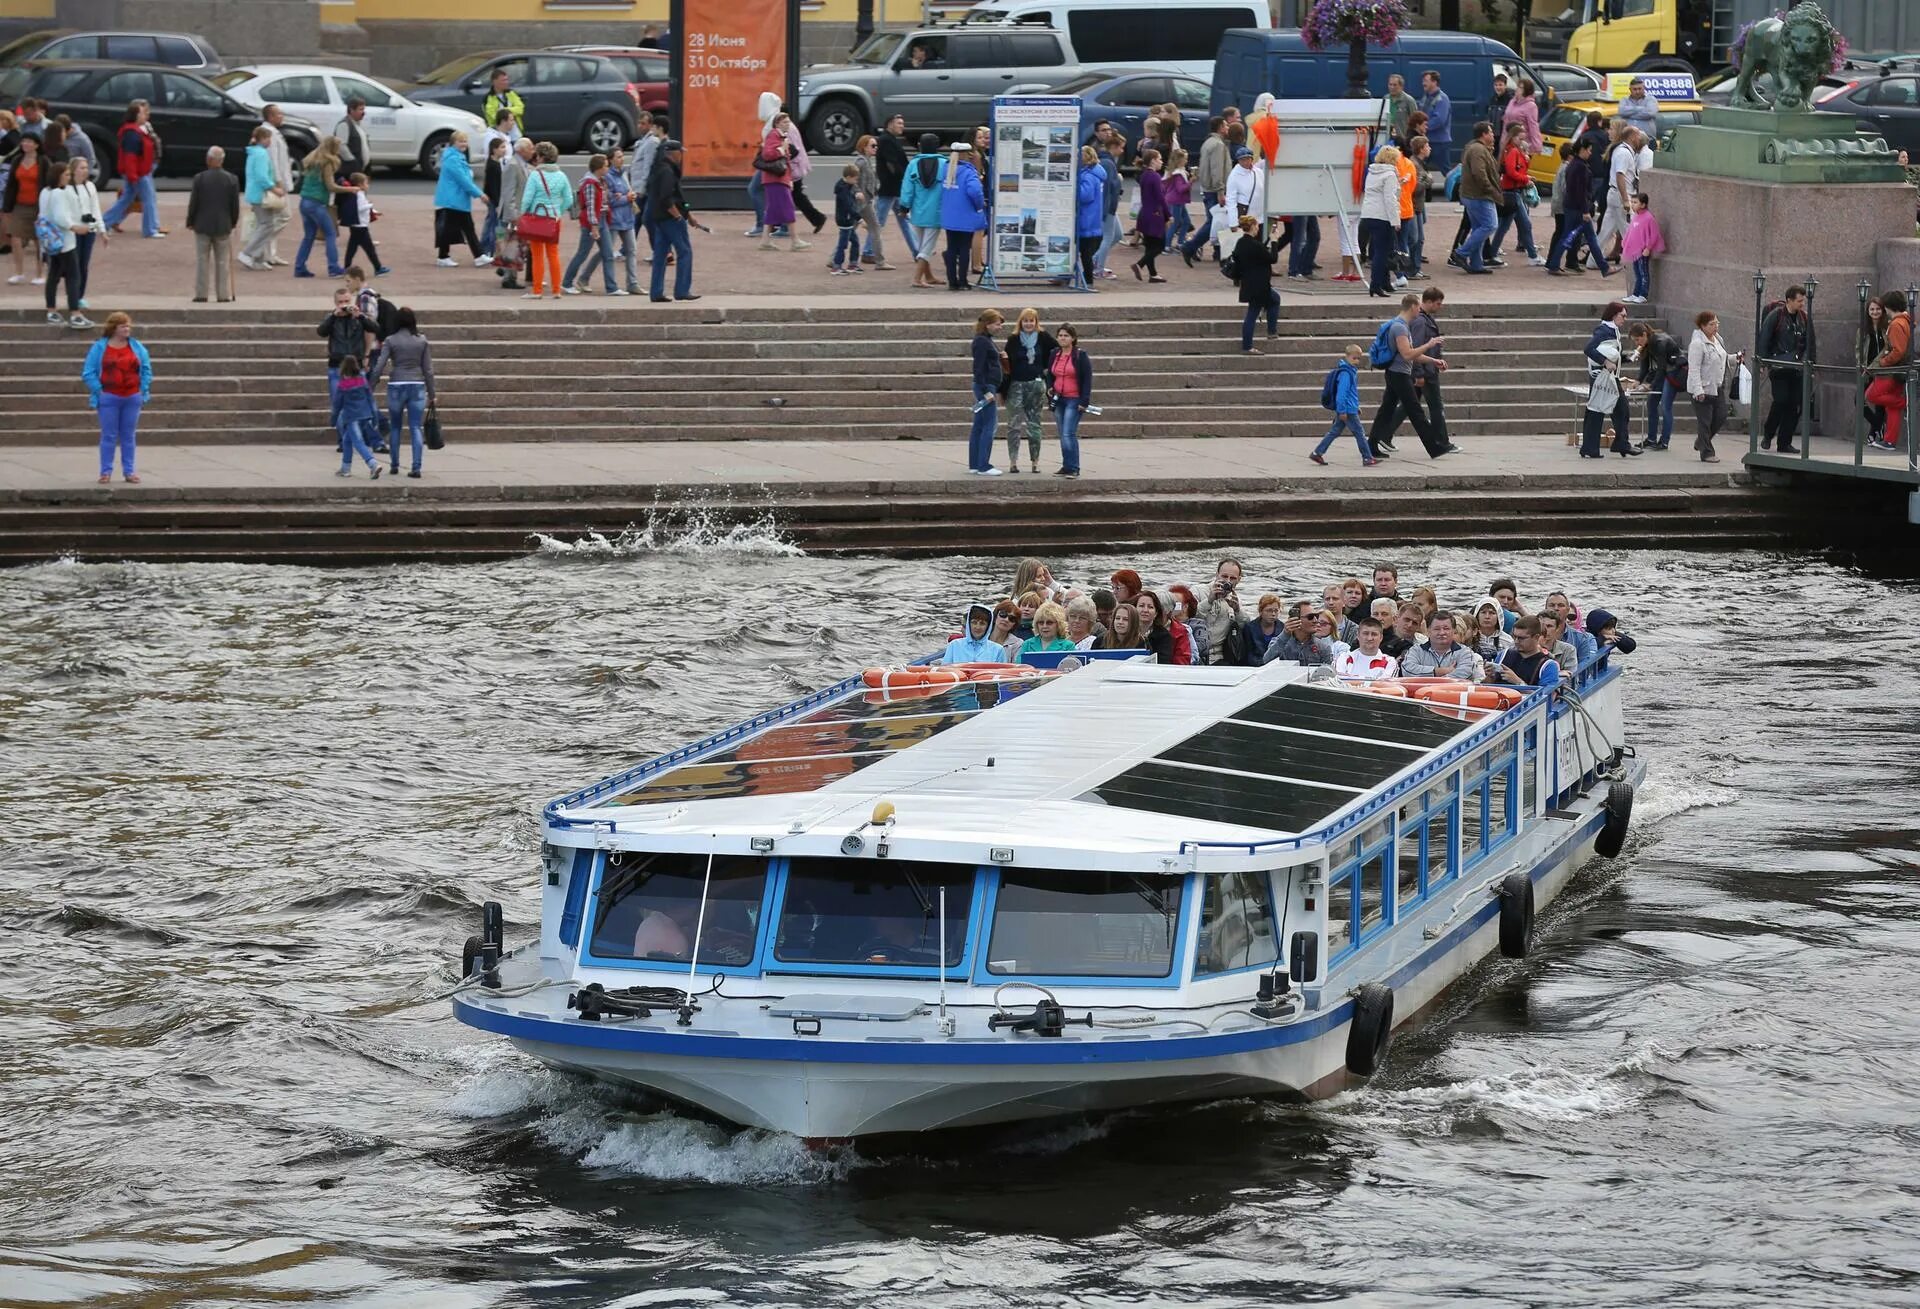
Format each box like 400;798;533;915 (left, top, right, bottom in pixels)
860;665;964;690
967;666;1044;682
1412;683;1526;711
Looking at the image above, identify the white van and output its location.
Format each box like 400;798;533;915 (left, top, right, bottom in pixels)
957;0;1271;80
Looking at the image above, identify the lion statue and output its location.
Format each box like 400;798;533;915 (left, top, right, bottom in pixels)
1733;1;1840;112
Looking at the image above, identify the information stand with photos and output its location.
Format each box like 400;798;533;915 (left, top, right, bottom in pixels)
984;95;1087;292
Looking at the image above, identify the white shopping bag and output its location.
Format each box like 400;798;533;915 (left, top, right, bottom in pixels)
1208;201;1233;237
1735;363;1753;406
1586;369;1621;414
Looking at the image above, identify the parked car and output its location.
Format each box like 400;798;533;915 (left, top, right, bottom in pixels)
1503;59;1604;99
1213;28;1551;138
0;60;318;181
956;0;1269;80
405;50;638;155
799;25;1085;155
0;27;222;75
1524;96;1704;193
212;64;486;175
545;45;669;126
1045;67;1214;155
1813;58;1920;154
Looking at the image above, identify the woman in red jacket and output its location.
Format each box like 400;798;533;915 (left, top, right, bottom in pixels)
1487;121;1542;267
101;99;164;239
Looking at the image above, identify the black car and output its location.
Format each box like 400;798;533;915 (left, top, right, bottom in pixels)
406;50;638;154
0;27;223;74
0;61;317;181
1814;58;1920;156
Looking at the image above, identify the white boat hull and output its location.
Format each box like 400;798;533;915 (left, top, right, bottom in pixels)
454;761;1637;1140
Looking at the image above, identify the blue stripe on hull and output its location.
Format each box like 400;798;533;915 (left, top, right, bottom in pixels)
455;795;1617;1071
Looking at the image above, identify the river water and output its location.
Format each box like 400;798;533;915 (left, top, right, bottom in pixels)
3;540;1916;1308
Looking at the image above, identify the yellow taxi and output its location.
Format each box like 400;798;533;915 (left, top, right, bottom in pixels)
1527;86;1705;191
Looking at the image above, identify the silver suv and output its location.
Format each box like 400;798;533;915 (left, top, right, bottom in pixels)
797;26;1078;154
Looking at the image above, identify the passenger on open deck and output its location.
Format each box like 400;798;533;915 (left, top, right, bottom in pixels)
1261;599;1335;666
1465;597;1514;664
1584;608;1635;671
1334;616;1399;680
1536;610;1580;675
1401;612;1482;679
941;602;1011;664
1493;615;1562;688
1543;591;1598;665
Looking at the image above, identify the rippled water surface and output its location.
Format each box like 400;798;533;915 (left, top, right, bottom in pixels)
3;542;1917;1308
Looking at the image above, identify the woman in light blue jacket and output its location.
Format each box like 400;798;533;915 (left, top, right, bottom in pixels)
897;132;946;288
432;132;486;265
937;142;985;292
238;125;286;271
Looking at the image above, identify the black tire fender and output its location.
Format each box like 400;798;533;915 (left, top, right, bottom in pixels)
1499;871;1535;958
481;900;503;948
1345;983;1394;1077
1595;779;1633;858
461;933;484;978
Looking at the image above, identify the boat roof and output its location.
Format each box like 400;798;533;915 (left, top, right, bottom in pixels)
550;660;1500;860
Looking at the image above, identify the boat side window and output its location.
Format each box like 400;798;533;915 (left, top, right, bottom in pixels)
1396;781;1450;912
587;852;768;966
1327;819;1392;962
987;872;1183;978
774;858;972;968
1522;726;1539;819
1462;738;1521;869
1196;870;1279;975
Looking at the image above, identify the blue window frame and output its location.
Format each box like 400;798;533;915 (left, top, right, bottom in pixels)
1394;778;1453;915
581;851;774;976
1327;819;1393;963
1522;724;1539;819
767;857;981;980
1460;736;1521;871
976;870;1189;987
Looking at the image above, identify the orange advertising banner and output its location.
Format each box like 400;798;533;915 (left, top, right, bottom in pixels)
677;0;791;180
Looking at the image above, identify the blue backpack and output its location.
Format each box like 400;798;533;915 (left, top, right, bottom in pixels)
1320;365;1341;410
1368;320;1398;369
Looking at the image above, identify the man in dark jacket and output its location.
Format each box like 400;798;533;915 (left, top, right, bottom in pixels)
185;146;240;303
644;139;704;303
318;285;370;450
1758;284;1814;454
1450;122;1501;273
1411;286;1451;448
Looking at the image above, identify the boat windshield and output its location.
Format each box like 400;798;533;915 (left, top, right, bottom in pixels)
774;859;972;968
588;852;767;965
1195;870;1279;975
987;872;1184;978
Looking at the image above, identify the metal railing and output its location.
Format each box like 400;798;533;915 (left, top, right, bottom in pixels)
1750;270;1920;476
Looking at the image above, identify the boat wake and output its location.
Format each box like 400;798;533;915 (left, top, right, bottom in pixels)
529;502;803;559
444;1049;859;1185
1632;757;1738;826
1329;1041;1682;1134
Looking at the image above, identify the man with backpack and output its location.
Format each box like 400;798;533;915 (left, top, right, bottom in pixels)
1757;284;1814;454
1366;293;1453;460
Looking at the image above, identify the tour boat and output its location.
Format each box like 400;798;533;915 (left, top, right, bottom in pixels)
452;648;1641;1141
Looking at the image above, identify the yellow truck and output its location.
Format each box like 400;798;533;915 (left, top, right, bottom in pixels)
1527;0;1914;76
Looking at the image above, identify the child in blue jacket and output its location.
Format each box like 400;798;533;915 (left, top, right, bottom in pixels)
830;164;864;274
1310;345;1375;466
332;356;384;478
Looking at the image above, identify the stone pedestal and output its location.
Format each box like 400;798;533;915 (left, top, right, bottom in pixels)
1652;169;1916;438
1666;106;1906;184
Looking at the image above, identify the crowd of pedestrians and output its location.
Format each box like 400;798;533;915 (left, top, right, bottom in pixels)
940;556;1634;690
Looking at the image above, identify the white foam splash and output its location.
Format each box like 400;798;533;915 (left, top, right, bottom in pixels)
1333;1041;1678;1133
530;506;802;558
1633;758;1739;826
577;1114;858;1185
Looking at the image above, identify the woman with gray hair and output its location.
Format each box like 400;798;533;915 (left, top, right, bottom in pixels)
1065;595;1103;650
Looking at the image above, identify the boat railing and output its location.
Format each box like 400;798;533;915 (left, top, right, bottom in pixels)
1178;644;1622;857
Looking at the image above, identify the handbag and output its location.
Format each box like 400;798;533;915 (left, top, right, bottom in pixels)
753;152;789;176
424;403;445;451
517;171;562;243
260;189;288;212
